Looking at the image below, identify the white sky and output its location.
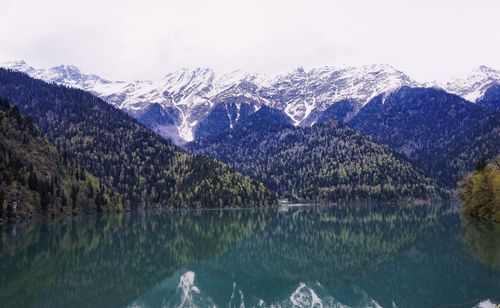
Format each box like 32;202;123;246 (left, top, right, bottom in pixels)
1;0;499;82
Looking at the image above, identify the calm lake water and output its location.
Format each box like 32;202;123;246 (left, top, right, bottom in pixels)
0;204;499;308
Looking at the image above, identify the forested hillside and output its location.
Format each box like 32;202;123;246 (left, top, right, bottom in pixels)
477;84;500;112
188;107;444;202
0;97;122;221
349;87;500;186
0;69;275;210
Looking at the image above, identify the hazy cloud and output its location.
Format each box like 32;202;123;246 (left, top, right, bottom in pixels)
1;0;499;82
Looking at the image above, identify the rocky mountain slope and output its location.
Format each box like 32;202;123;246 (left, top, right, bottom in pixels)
1;61;418;143
431;65;500;102
3;61;499;145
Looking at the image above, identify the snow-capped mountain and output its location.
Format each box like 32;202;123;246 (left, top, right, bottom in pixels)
432;65;500;102
259;64;417;126
3;60;497;144
2;60;114;90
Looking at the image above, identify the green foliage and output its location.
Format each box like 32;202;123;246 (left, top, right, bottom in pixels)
459;157;500;221
461;215;500;269
0;97;122;221
0;69;276;212
189;109;445;202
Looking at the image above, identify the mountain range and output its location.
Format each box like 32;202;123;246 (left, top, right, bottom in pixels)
188;106;444;202
188;81;499;190
1;61;499;206
0;68;275;220
348;87;500;186
4;60;499;144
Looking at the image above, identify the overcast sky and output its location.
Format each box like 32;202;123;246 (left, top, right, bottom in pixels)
1;0;499;82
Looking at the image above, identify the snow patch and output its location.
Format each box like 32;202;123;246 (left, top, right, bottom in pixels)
474;299;498;308
8;61;495;143
432;65;500;102
290;283;324;308
177;271;200;308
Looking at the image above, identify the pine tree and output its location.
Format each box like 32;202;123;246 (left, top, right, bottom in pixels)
0;189;5;217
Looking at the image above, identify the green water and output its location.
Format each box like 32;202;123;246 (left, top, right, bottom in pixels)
0;204;499;308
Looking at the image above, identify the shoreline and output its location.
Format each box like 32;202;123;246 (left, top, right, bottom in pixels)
0;198;458;227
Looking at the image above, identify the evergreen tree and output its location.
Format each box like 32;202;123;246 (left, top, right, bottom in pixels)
0;189;4;217
189;107;445;202
0;69;276;212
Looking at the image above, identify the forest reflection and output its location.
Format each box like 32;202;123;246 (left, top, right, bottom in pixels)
1;204;497;308
462;215;500;269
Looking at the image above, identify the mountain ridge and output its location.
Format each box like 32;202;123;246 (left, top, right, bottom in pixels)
1;61;418;143
348;86;500;186
188;106;445;202
3;60;499;145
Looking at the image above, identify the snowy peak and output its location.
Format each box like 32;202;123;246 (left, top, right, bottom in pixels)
157;68;260;105
0;60;419;142
477;65;500;75
435;65;500;102
3;60;498;144
306;64;416;100
162;68;215;88
2;60;32;71
46;65;112;88
258;64;417;126
2;60;113;92
160;68;215;102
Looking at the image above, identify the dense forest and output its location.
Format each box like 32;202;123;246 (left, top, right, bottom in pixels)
0;97;123;221
3;67;496;213
188;106;445;202
459;157;500;221
315;99;360;124
477;83;500;112
0;69;275;212
348;87;500;187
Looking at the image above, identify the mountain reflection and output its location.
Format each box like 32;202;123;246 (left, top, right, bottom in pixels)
0;210;266;307
1;204;499;308
194;204;444;290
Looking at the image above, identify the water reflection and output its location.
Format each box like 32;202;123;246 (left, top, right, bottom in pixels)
0;204;499;308
0;210;266;307
356;213;500;308
462;215;500;269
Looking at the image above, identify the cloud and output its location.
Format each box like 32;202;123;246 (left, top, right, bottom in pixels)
1;0;499;82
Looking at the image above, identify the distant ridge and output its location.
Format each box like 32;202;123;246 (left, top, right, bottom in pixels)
4;60;499;144
188;105;445;202
1;61;418;143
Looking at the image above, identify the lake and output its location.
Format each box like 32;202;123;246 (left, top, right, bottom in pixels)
0;204;499;308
